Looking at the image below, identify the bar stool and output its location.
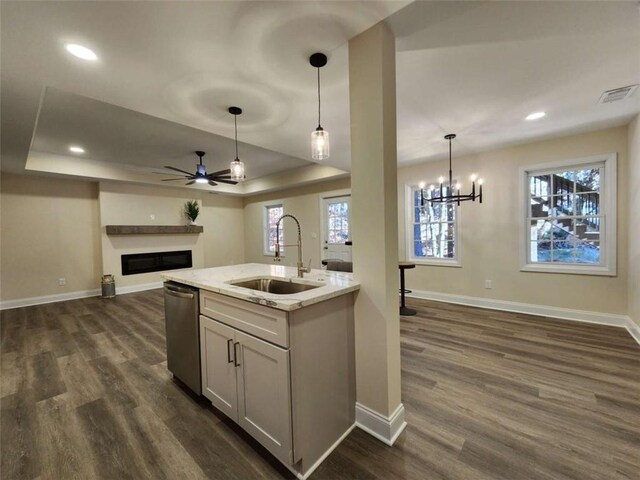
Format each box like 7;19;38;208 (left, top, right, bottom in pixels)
399;262;416;316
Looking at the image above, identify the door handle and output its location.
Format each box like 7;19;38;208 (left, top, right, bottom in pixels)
227;338;234;363
164;289;194;299
233;342;240;367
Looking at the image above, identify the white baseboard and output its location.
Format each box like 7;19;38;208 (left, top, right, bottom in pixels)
0;281;163;311
286;423;356;480
406;289;640;346
0;289;101;311
355;402;407;446
116;281;163;295
627;319;640;346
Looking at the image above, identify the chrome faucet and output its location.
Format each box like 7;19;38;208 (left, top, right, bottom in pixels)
274;214;310;278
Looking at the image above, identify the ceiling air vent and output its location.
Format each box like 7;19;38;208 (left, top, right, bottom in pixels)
597;84;638;104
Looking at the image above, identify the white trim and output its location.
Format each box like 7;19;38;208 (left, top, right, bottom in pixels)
404;184;461;266
285;423;356;480
355;402;407;446
0;288;101;310
116;281;163;295
319;188;351;200
406;288;640;346
519;153;617;276
0;281;164;311
627;320;640;346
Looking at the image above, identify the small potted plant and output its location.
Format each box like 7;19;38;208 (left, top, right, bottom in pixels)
184;199;200;225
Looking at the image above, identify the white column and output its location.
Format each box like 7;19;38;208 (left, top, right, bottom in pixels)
349;21;405;445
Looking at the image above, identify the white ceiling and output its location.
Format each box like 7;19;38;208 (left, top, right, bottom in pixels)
389;1;640;163
1;1;639;190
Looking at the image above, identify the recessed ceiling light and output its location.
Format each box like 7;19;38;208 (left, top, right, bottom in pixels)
65;43;97;61
525;111;546;121
69;146;85;153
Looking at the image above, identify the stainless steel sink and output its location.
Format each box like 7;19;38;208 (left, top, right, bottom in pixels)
229;277;321;295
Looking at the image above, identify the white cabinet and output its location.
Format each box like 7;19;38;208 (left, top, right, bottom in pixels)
200;315;293;465
199;316;238;421
235;330;293;463
199;290;355;478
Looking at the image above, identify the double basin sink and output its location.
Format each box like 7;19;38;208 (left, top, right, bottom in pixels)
229;277;321;295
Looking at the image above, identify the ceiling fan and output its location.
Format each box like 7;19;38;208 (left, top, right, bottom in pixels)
159;151;238;186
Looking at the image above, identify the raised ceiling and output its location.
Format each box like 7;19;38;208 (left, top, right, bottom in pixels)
29;87;311;183
1;0;409;189
1;1;639;192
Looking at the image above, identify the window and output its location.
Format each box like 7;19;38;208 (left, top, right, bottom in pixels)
263;203;284;256
405;184;460;266
522;154;617;275
326;200;350;244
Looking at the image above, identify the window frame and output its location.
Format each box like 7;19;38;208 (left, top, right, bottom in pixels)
519;153;617;276
263;202;285;257
404;184;462;267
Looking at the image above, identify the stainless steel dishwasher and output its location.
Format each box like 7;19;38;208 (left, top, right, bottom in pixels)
163;281;201;395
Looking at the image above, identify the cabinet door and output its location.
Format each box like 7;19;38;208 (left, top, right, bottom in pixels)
199;315;238;422
235;330;293;465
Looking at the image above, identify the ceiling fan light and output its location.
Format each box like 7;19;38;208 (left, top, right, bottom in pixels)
230;159;245;181
311;128;329;160
195;177;208;184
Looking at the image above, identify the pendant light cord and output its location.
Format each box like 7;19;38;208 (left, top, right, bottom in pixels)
317;67;321;129
234;113;239;160
448;135;453;189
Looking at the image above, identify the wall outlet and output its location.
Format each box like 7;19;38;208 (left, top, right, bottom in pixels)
311;232;317;239
150;214;155;220
58;277;66;286
484;279;492;289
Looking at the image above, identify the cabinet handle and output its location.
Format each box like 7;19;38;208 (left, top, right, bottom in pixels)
233;342;240;367
227;338;234;363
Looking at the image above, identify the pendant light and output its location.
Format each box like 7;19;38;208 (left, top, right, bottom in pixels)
422;134;483;206
310;52;329;160
228;106;245;181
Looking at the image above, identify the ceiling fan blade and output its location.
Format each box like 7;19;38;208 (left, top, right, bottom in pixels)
186;180;196;185
207;169;231;177
208;180;218;186
161;178;187;181
213;179;238;185
165;166;194;175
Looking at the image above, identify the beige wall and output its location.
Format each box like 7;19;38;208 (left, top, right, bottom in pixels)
0;173;102;301
99;182;244;289
628;115;640;327
398;126;630;315
243;178;350;269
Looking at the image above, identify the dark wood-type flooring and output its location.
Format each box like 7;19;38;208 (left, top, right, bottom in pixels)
1;291;638;479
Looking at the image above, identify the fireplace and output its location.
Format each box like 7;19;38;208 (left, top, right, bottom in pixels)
121;250;192;276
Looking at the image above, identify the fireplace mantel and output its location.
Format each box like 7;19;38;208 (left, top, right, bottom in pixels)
105;225;204;235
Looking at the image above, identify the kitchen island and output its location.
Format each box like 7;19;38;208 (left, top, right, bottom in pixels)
162;263;359;480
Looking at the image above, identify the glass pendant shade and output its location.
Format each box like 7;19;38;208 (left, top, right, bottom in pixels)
311;128;330;160
229;158;245;181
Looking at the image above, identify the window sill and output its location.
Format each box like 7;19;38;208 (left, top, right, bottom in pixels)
521;263;616;276
263;253;286;258
409;258;462;268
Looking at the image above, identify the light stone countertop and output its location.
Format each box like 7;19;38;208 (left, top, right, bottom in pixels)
162;263;359;311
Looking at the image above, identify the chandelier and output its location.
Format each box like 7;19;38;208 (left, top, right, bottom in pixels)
422;134;483;205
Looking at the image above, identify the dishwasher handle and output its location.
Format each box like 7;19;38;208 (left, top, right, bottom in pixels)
164;285;195;299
